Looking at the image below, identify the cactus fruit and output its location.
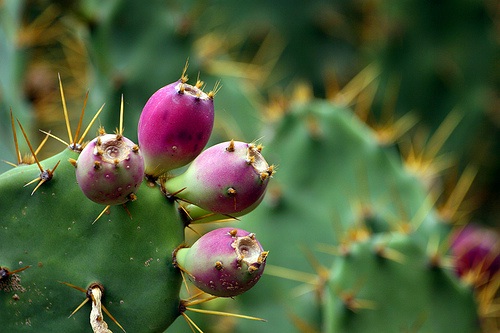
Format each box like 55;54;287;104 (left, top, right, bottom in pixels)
74;131;144;206
174;227;268;297
137;77;215;178
451;224;500;284
165;140;274;215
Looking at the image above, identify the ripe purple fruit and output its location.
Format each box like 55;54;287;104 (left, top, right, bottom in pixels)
174;227;268;297
74;132;144;205
451;224;500;284
137;79;215;177
164;140;274;215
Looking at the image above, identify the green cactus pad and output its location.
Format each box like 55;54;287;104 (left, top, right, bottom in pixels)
0;148;184;332
325;233;479;333
234;99;479;332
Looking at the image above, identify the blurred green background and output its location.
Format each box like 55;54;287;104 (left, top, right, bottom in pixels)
0;0;498;331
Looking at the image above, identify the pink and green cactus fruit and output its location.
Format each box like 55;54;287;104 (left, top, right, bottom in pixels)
174;227;268;297
451;224;500;283
137;79;215;178
74;132;144;205
164;140;274;215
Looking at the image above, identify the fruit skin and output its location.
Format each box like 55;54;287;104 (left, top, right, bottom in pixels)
451;224;500;281
137;80;215;177
75;133;144;205
164;140;273;215
174;227;268;297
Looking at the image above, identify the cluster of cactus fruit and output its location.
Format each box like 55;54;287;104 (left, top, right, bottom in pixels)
0;70;273;332
2;74;499;333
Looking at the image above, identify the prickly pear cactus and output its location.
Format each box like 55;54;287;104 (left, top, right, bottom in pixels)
324;233;478;332
231;99;481;332
0;74;271;332
0;147;183;331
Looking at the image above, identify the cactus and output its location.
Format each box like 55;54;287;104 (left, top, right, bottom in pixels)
0;147;182;332
2;1;498;332
324;233;478;332
0;73;272;332
228;99;481;332
1;86;486;332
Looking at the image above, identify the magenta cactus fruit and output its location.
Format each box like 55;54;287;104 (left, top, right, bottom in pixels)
451;224;500;283
137;79;215;177
164;140;274;215
74;132;145;205
174;227;268;297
